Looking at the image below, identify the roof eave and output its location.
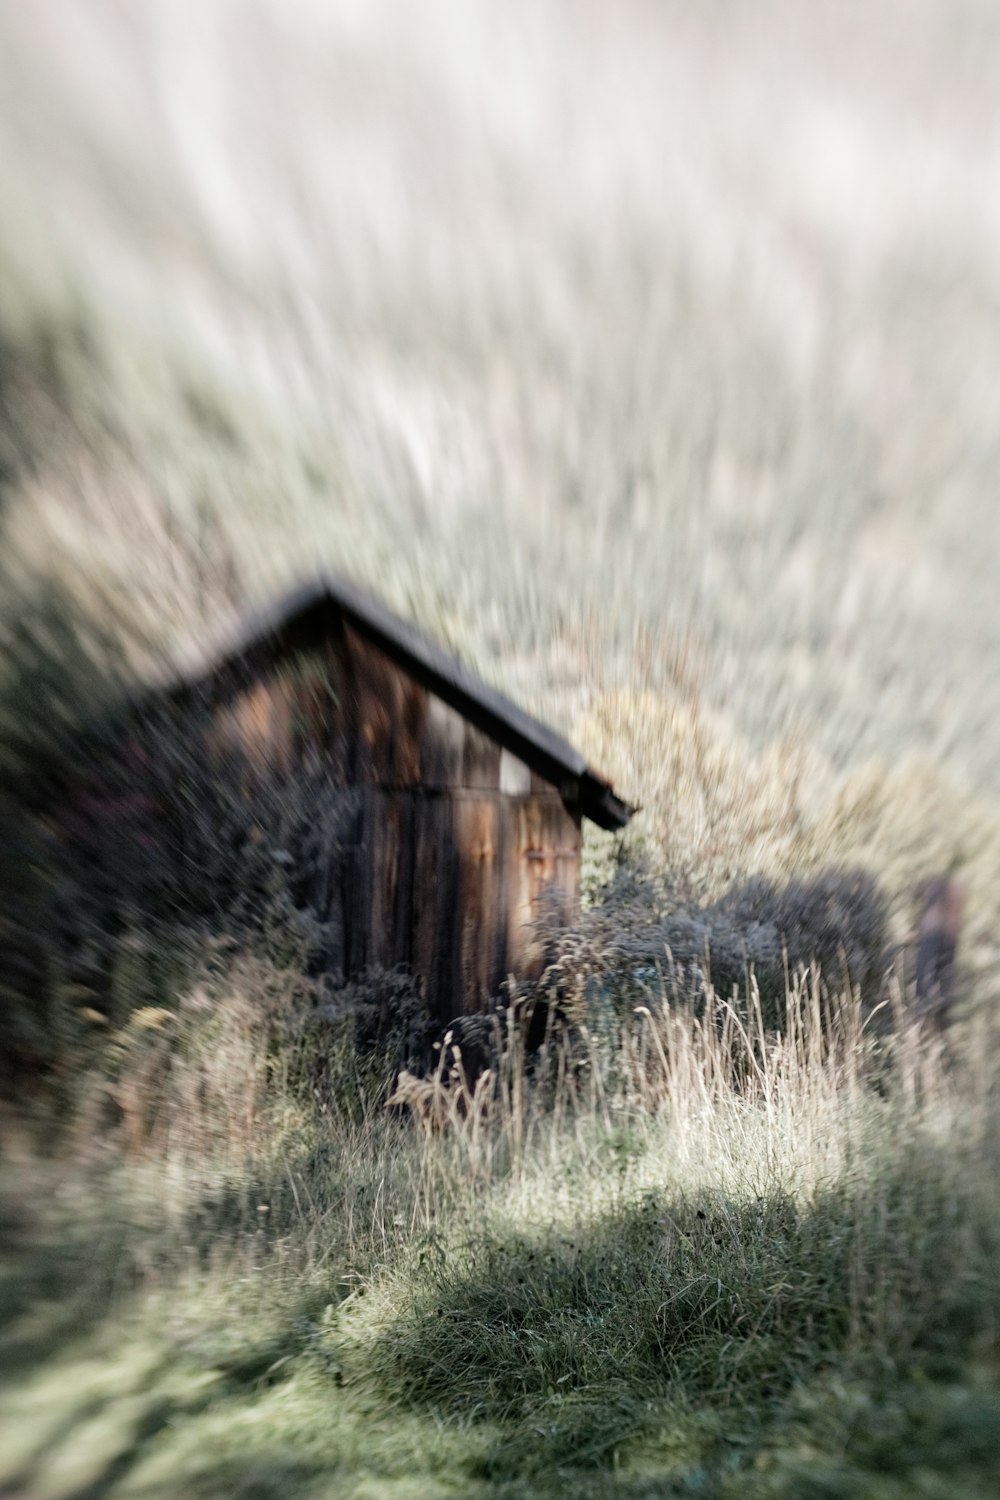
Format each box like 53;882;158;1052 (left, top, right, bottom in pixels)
578;772;636;831
153;572;637;832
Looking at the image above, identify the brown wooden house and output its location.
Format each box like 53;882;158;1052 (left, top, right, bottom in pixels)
127;575;633;1024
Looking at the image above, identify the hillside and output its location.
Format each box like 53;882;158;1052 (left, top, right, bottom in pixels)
1;3;999;1496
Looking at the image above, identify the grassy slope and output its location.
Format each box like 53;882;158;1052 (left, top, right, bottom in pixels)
1;959;998;1499
1;1;1000;1495
1;993;998;1500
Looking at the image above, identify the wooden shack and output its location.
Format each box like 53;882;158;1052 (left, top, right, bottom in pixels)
127;576;633;1024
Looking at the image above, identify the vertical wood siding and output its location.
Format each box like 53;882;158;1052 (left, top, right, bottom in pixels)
186;619;582;1022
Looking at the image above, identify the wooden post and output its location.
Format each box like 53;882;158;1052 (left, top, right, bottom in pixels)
914;876;965;1026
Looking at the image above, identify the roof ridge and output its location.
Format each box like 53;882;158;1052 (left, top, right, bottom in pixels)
162;572;634;831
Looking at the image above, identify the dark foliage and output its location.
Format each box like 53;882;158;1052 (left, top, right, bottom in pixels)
554;866;890;1029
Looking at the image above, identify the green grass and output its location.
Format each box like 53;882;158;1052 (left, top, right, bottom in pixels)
2;984;999;1498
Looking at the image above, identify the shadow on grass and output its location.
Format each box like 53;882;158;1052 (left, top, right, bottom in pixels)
363;1164;998;1494
118;1462;331;1500
0;1192;285;1498
1;1159;996;1500
0;1195;142;1386
0;1282;336;1500
2;1392;329;1500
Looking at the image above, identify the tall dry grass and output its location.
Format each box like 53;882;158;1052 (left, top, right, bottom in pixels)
2;932;997;1494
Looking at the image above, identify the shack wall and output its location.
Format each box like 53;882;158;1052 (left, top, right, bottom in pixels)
196;616;581;1021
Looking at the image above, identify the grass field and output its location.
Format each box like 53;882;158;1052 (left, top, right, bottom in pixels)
1;2;999;1495
1;987;998;1498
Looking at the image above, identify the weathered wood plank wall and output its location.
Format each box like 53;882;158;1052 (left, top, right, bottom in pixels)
195;616;581;1022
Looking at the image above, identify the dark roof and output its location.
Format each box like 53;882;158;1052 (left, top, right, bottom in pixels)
165;573;634;831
